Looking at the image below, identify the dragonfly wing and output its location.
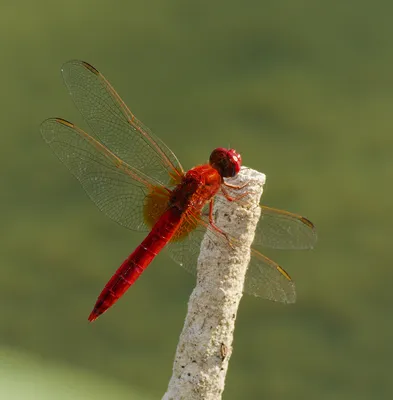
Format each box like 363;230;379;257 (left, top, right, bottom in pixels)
41;118;166;232
165;209;210;275
167;216;296;303
61;60;184;187
244;249;296;303
213;196;317;250
166;225;206;276
252;205;317;250
164;202;296;303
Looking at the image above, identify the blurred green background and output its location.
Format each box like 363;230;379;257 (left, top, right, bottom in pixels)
1;0;392;398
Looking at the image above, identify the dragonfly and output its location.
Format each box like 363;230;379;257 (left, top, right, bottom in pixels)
41;60;317;322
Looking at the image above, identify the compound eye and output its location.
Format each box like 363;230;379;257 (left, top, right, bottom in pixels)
210;148;242;178
228;149;242;176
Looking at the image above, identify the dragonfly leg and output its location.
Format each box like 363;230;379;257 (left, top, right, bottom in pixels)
220;186;250;202
208;199;235;249
222;181;249;190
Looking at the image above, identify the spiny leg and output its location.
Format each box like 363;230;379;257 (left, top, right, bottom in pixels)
222;180;250;190
208;198;235;249
220;186;250;202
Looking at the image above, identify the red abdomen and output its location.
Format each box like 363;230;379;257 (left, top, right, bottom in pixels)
88;207;183;321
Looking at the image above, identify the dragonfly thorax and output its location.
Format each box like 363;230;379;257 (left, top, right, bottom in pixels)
169;165;222;212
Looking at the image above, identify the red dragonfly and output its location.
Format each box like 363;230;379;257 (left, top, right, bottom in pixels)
41;60;316;322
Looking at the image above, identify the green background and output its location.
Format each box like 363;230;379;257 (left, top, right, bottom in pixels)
1;0;392;398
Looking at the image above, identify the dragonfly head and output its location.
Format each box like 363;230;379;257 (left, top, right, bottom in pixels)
210;148;242;178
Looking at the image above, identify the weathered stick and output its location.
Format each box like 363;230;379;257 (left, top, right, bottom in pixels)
163;167;265;400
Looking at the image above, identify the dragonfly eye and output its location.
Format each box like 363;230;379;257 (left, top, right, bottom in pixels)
210;148;242;178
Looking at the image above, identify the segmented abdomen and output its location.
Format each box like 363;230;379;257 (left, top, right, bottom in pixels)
88;206;183;321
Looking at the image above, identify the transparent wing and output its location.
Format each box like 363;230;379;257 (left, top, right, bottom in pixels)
214;195;317;250
245;249;296;303
165;205;211;274
41;118;167;232
166;206;297;303
253;206;317;250
166;224;208;275
61;60;184;187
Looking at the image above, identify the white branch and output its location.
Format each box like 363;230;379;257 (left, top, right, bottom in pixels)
163;167;265;400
